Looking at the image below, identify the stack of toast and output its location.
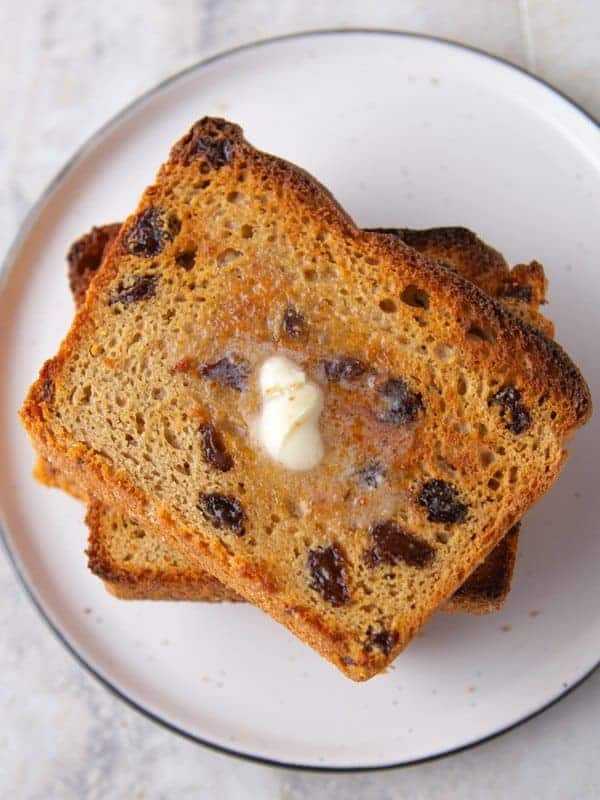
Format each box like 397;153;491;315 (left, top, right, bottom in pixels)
21;118;591;680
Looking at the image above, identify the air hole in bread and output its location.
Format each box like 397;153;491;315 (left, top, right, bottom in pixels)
304;269;317;281
434;343;453;360
457;376;468;395
467;324;496;343
217;248;242;267
163;420;180;449
480;449;495;467
488;478;500;491
379;298;397;313
80;385;91;404
135;413;145;434
175;249;197;270
401;284;430;309
453;420;470;434
240;225;253;239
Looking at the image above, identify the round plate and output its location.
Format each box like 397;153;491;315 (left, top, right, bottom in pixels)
1;31;599;771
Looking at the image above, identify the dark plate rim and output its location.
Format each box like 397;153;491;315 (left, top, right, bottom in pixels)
1;28;598;773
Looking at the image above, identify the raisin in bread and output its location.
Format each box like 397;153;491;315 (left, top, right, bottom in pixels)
21;118;591;680
37;224;529;610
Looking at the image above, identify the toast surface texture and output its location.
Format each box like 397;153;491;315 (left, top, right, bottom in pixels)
22;118;591;679
46;223;533;610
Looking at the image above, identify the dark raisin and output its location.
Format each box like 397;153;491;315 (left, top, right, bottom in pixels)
172;119;237;167
199;422;233;472
198;493;245;534
190;136;233;169
496;283;533;303
365;626;399;655
281;306;307;339
323;356;366;382
418;480;468;524
175;250;196;270
488;386;532;434
378;378;423;425
307;544;350;606
509;406;532;434
200;355;249;391
41;378;54;403
366;521;435;568
123;208;179;257
358;461;386;489
108;274;159;306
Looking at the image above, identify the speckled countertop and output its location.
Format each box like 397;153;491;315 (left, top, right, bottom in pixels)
1;2;599;797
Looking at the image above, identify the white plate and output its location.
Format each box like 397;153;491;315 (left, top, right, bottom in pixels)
1;31;599;771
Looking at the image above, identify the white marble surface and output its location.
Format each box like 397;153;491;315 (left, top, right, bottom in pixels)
1;2;599;797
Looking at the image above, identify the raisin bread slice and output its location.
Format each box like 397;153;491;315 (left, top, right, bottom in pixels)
37;223;530;610
22;118;591;679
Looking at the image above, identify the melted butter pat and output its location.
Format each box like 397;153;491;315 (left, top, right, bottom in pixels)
258;356;324;470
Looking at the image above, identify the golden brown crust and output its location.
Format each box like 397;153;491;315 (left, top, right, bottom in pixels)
385;226;508;280
445;524;519;613
33;455;88;502
21;117;592;680
390;228;554;338
67;223;122;306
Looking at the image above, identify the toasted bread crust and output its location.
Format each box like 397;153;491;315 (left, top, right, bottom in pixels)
67;223;122;306
21;118;591;679
389;228;554;338
85;502;243;602
447;524;519;613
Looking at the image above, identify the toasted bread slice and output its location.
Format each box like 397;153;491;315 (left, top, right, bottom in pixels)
22;118;591;679
37;224;529;611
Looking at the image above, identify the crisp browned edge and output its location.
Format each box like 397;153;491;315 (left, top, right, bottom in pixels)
46;221;523;610
20;117;592;680
445;524;520;614
85;502;243;602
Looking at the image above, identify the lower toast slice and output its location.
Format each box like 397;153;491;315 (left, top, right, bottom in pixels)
22;118;590;680
37;223;544;611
